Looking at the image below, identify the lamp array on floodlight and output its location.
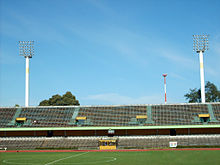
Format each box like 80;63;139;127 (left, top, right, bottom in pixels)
19;41;34;58
193;35;209;53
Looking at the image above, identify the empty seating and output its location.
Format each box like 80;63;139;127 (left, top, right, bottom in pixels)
0;137;99;150
117;135;220;149
0;108;17;127
0;103;220;128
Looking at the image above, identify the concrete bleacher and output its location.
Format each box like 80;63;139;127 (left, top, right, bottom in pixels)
151;104;210;125
18;107;75;127
212;103;220;122
0;103;220;128
117;135;220;149
0;137;99;150
0;108;17;127
1;103;220;150
1;135;220;150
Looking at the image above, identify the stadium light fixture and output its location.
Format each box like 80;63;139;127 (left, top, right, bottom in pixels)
193;35;209;103
162;74;167;104
19;41;34;107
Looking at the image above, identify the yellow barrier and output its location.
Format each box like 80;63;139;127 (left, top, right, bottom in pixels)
99;139;117;150
76;117;86;120
198;114;210;118
136;115;147;119
16;117;27;121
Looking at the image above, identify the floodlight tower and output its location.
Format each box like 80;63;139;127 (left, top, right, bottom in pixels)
162;74;168;104
193;35;209;103
19;41;34;107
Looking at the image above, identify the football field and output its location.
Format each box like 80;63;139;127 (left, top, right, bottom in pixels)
1;150;220;165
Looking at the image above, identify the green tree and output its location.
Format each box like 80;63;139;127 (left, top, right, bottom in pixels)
39;100;50;106
184;81;220;103
49;94;63;106
39;91;80;106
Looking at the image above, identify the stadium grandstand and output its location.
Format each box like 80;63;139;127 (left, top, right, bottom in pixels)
1;102;220;150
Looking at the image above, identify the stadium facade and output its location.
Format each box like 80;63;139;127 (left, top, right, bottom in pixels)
0;103;220;150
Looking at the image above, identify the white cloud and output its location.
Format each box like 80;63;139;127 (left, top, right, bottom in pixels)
213;40;220;56
84;93;163;105
0;50;22;65
0;10;71;46
205;66;220;77
87;0;115;15
169;72;186;80
156;47;196;68
204;35;220;78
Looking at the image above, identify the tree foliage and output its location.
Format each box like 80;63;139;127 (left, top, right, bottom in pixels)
184;81;220;103
14;104;20;107
39;91;80;106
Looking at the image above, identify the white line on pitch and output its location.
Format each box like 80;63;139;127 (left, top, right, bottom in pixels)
44;152;89;165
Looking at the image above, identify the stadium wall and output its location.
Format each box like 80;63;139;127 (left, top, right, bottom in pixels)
1;127;220;137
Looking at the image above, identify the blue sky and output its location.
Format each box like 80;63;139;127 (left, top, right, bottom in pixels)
0;0;220;106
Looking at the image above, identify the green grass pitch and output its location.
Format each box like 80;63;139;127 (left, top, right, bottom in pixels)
1;150;220;165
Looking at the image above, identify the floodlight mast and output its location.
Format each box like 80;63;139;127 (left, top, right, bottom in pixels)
19;41;34;107
193;35;209;103
162;74;167;104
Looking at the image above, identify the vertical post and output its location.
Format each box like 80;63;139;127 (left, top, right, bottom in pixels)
19;41;34;107
193;35;208;103
199;51;205;103
163;74;167;104
25;57;29;107
164;77;167;104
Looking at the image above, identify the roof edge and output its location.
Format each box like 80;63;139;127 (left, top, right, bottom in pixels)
1;125;220;131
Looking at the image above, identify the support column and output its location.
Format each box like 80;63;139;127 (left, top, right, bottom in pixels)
163;74;167;104
25;57;29;107
164;78;167;104
199;51;205;103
